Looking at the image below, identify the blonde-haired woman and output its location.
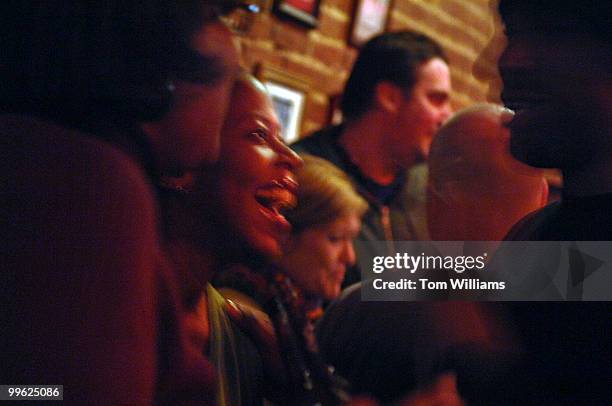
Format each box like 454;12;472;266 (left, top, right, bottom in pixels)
278;154;367;314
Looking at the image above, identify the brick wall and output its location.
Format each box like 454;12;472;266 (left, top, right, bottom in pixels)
237;0;504;139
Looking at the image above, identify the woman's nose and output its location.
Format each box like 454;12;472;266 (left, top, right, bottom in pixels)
340;240;356;266
276;142;303;170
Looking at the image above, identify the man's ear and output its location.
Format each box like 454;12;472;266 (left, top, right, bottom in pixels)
374;81;403;114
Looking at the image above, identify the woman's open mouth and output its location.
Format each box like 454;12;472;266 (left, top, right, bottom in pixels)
254;178;298;231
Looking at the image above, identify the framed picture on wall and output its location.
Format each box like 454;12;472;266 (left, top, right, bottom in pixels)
274;0;321;27
350;0;392;47
255;63;309;144
266;82;305;144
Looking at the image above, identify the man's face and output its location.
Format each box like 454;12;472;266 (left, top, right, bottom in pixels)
499;7;610;170
390;57;452;167
143;21;240;174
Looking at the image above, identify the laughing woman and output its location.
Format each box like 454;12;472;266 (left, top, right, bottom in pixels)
202;75;357;404
201;73;305;405
161;72;303;405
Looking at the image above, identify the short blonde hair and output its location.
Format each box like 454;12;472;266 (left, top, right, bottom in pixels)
286;154;368;233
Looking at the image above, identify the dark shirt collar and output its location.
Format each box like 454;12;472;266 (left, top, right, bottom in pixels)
332;136;405;205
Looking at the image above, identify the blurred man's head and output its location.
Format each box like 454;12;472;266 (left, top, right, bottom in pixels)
428;104;548;241
142;19;240;174
498;1;612;172
1;1;243;124
341;31;452;166
1;0;248;175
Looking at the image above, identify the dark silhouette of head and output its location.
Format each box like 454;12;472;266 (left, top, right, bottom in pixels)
498;1;612;174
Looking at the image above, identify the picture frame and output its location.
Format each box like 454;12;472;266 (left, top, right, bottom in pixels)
274;0;321;28
349;0;392;47
255;64;309;144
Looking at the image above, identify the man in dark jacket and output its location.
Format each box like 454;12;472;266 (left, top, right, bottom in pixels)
292;30;452;286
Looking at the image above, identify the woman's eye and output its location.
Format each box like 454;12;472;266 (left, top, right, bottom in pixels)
250;129;269;143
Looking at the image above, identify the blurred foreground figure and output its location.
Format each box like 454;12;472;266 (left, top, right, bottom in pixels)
0;1;243;403
483;1;612;404
428;103;547;242
317;284;516;405
499;0;612;240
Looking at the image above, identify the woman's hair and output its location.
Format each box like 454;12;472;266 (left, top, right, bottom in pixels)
285;154;368;233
